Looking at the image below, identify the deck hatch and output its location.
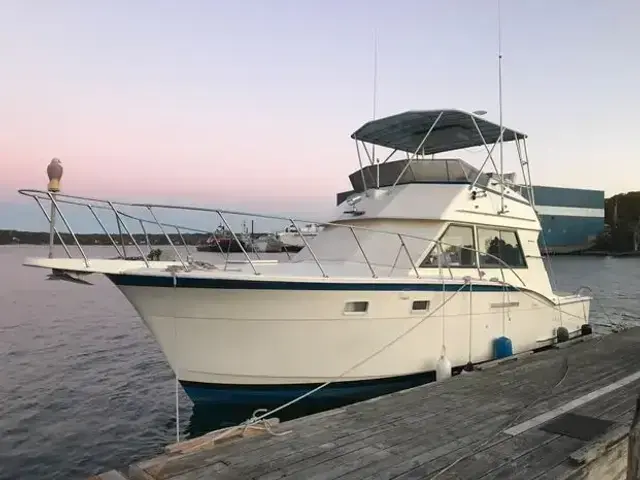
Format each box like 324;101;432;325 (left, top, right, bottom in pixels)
539;412;614;441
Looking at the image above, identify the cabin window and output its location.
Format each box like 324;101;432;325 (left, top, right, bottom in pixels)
420;224;476;268
477;228;526;268
344;301;369;314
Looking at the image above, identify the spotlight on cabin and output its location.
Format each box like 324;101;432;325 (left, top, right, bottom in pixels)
472;110;488;116
344;194;365;216
347;195;362;207
47;158;63;192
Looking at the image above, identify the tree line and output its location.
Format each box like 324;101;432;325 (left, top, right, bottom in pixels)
0;230;213;246
592;191;640;253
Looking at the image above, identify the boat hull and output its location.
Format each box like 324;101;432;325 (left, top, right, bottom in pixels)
109;274;590;406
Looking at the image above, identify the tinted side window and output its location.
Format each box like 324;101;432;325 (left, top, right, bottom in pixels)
420;225;476;267
477;228;526;268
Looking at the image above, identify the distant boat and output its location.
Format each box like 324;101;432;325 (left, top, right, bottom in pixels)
275;224;322;252
251;233;285;253
196;224;248;253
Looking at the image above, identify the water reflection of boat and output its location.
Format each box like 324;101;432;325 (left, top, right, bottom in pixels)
195;224;248;253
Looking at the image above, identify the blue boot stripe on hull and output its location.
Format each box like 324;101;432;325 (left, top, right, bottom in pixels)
107;274;517;292
180;373;436;405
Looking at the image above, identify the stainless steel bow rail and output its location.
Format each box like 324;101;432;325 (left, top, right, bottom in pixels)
17;188;525;286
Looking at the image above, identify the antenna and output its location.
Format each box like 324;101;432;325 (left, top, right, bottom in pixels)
497;0;505;213
373;30;380;188
372;31;378;122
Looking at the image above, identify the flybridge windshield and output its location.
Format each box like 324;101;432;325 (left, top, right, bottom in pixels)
348;158;493;192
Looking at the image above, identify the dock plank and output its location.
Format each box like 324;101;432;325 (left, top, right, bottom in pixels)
444;382;640;480
335;413;515;480
269;409;516;479
112;327;640;480
242;395;522;478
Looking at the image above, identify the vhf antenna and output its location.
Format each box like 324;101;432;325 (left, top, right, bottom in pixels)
498;0;505;213
373;30;379;188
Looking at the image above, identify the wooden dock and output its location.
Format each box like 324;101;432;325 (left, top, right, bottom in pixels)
93;327;640;480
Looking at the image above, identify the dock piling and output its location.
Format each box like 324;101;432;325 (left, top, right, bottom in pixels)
627;395;640;479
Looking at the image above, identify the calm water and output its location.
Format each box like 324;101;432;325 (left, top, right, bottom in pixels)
1;245;639;480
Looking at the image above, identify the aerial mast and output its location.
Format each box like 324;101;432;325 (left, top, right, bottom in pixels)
497;0;505;213
373;30;379;188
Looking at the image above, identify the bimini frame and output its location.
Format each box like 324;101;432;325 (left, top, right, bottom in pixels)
350;109;537;213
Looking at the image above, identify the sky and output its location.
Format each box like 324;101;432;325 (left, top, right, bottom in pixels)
1;0;639;232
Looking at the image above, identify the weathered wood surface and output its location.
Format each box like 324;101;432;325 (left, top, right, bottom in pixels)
97;327;640;480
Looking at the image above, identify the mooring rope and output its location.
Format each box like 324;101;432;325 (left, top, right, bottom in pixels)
208;281;470;445
428;352;572;479
171;272;616;451
429;331;612;479
172;270;180;444
427;283;621;478
491;279;623;332
574;285;625;331
240;409;293;437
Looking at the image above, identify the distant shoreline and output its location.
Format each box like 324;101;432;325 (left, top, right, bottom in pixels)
0;229;266;246
3;229;638;258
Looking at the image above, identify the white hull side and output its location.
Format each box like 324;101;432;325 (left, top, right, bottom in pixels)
116;284;590;386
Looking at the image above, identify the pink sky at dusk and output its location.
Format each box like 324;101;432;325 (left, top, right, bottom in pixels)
1;95;356;205
2;0;640;225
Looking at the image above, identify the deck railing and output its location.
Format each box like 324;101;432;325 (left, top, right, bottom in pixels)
18;189;526;287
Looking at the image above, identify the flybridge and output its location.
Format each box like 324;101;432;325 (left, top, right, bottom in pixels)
336;158;514;207
342;109;535;208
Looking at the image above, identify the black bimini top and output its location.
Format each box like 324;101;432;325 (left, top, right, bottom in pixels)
351;109;527;155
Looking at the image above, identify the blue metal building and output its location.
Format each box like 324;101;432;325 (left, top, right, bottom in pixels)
519;185;605;254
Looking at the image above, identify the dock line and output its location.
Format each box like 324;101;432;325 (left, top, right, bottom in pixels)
210;282;470;445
